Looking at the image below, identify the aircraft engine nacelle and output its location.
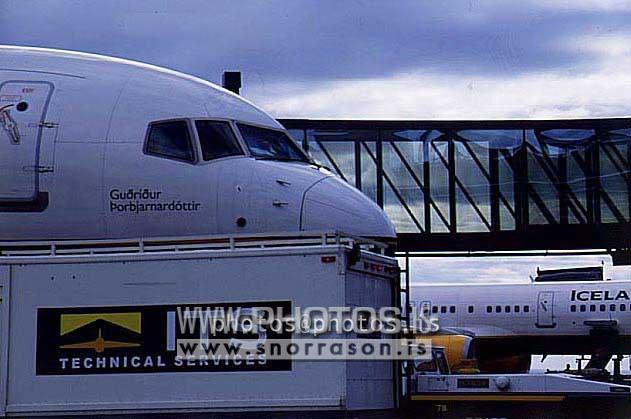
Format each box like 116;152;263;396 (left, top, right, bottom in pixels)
0;46;396;241
422;333;479;374
423;332;532;374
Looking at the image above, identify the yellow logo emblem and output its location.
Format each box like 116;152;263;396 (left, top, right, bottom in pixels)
59;312;141;353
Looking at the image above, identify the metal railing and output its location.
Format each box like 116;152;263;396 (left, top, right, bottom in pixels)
0;231;388;258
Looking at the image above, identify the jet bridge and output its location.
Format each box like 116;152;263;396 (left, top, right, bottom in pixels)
280;118;631;254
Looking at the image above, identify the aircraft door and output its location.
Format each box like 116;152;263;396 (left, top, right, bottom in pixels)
417;300;433;332
0;81;53;204
536;291;556;328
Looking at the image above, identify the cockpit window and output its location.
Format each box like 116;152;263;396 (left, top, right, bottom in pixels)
237;123;310;162
145;120;195;163
195;120;243;161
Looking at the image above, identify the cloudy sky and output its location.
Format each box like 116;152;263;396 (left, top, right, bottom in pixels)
3;0;631;120
2;0;631;284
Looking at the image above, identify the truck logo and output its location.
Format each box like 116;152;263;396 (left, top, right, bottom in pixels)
36;301;291;375
58;312;142;353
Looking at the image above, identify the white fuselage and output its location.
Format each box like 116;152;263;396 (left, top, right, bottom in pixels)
0;46;395;240
414;280;631;339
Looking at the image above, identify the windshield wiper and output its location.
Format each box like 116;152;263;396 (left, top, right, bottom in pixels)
309;160;331;171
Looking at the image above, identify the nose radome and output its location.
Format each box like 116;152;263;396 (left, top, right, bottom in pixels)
301;177;396;239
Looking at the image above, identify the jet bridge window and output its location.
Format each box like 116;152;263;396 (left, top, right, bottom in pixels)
145;120;195;163
195;120;243;161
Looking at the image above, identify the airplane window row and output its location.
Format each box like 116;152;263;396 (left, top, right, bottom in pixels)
144;119;310;164
145;119;243;164
570;303;628;313
485;305;530;314
429;305;532;315
431;305;456;314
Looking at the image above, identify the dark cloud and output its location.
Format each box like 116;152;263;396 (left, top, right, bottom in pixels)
2;0;631;89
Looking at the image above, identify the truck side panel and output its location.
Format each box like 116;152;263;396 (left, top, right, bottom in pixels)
6;253;349;414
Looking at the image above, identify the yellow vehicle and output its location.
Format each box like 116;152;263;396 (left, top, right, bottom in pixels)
416;331;480;374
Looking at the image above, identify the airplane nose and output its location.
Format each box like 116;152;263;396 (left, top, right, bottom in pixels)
300;177;397;239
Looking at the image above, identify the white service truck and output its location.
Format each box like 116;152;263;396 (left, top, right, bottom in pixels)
0;232;400;417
